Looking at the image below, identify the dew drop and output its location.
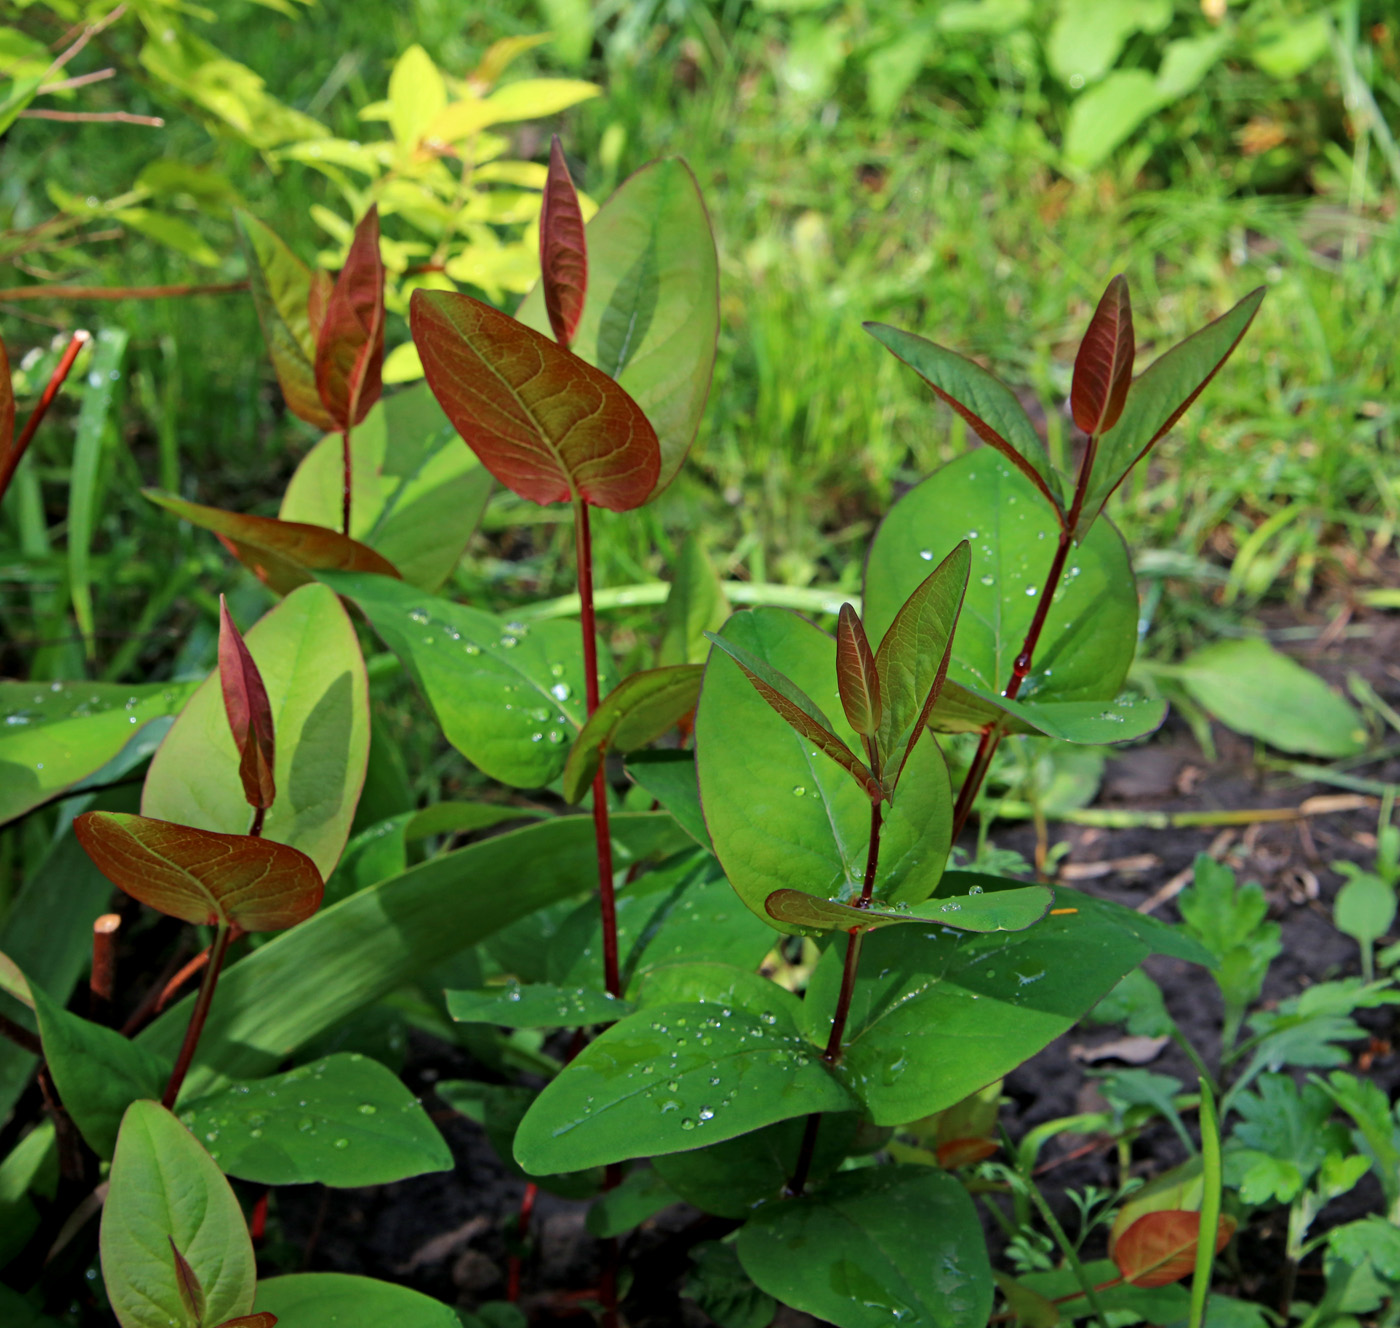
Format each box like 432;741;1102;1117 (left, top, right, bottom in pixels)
680;1118;696;1131
1025;586;1037;596
334;1138;350;1149
358;1103;377;1115
792;785;806;796
918;549;934;561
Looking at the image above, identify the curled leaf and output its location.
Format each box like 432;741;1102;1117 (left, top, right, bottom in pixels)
1071;275;1134;437
836;603;881;741
219;597;275;812
315;205;386;431
540;136;588;348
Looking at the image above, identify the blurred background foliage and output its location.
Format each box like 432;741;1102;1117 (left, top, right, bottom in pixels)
0;0;1396;746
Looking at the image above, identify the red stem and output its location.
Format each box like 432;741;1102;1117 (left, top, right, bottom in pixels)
0;329;89;504
340;425;353;537
506;1181;538;1302
162;922;233;1108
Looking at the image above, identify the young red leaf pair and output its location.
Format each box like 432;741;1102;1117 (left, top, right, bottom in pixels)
172;1239;278;1327
707;541;970;806
219;596;275;814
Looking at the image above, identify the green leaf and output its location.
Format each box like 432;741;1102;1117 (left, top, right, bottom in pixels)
659;534;729;666
864;322;1063;519
986;692;1167;744
31;983;168;1159
1335;868;1398;948
562;665;703;803
387;45;447;148
1062;69;1164;170
631;963;803;1020
320;570;604;788
737;1166;993;1328
1046;0;1171;85
254;1273;460;1326
586;1167;680;1237
685;1241;776;1328
696;608;953;931
1021;1258;1188;1323
0;1284;62;1328
102;1101;256;1328
136;814;684;1095
447;981;634;1029
864;452;1139;732
178;1052;451;1186
625;750;712;850
808;887;1201;1124
1173;637;1366;758
0;681;196;828
280;382;493;592
764;883;1053;934
515;158;718;495
142;583;370;879
513;1001;857;1173
1079;288;1265;536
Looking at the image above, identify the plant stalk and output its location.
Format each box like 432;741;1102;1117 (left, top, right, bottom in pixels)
161;922;233;1109
0;329;90;505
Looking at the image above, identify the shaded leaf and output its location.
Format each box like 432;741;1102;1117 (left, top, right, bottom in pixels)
836;604;881;740
625;750;712;851
539;137;588;348
410;289;660;511
764;883;1053;934
315;206;385;431
1112;1210;1235;1289
73;812;323;932
144;491;401;597
219;598;275;812
586;1167;680;1238
254;1274;458;1327
562;665;703;803
447;981;633;1029
1072;275;1134;437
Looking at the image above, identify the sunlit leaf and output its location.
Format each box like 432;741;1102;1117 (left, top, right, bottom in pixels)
539;137;587;348
1072;275;1134;437
315;206;385;431
219;598;275;812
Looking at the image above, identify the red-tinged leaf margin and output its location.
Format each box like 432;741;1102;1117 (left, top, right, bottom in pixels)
73;811;324;933
410;289;660;511
705;632;884;802
1112;1210;1236;1289
835;603;881;742
540;136;588;349
219;597;276;813
315;205;386;431
143;491;401;597
170;1237;207;1325
1071;275;1134;437
216;1317;278;1328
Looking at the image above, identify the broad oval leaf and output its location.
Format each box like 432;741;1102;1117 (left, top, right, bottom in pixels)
540;136;588;347
836;603;881;739
737;1166;994;1328
696;608;953;932
235;211;337;431
410;289;660;511
516;157;718;496
1113;1210;1235;1289
447;981;634;1029
0;680;196;829
219;598;275;812
144;491;401;597
319;569;605;789
864;452;1139;733
315;205;385;432
1072;275;1135;437
1077;287;1264;538
279;382;492;592
101;1100;256;1328
513;1001;857;1174
73;813;324;931
254;1274;459;1328
865;321;1064;521
624;750;712;851
142;583;370;878
561;664;703;804
765;883;1054;935
179;1053;451;1187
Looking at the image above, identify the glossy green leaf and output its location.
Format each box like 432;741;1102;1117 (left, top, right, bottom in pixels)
514;1001;857;1173
142;584;369;878
737;1166;993;1328
447;981;634;1029
988;692;1168;744
696;608;953;932
515;158;718;495
320;570;603;788
1078;288;1265;537
562;664;703;803
865;321;1064;520
31;982;168;1158
625;750;712;850
102;1101;256;1328
631;963;803;1019
765;883;1053;934
864;452;1139;732
659;534;729;667
1173;637;1365;758
179;1052;450;1186
144;492;401;597
254;1274;459;1327
807;886;1209;1124
280;382;493;592
0;681;196;828
136;814;684;1095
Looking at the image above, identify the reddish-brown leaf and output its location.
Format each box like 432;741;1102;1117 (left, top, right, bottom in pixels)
935;1137;999;1169
219;596;276;812
539;136;588;349
1113;1210;1235;1289
144;491;401;597
73;811;324;933
306;269;333;346
836;603;881;741
215;1317;278;1328
1072;275;1134;437
169;1237;206;1325
0;334;14;471
315;206;385;432
411;289;660;511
